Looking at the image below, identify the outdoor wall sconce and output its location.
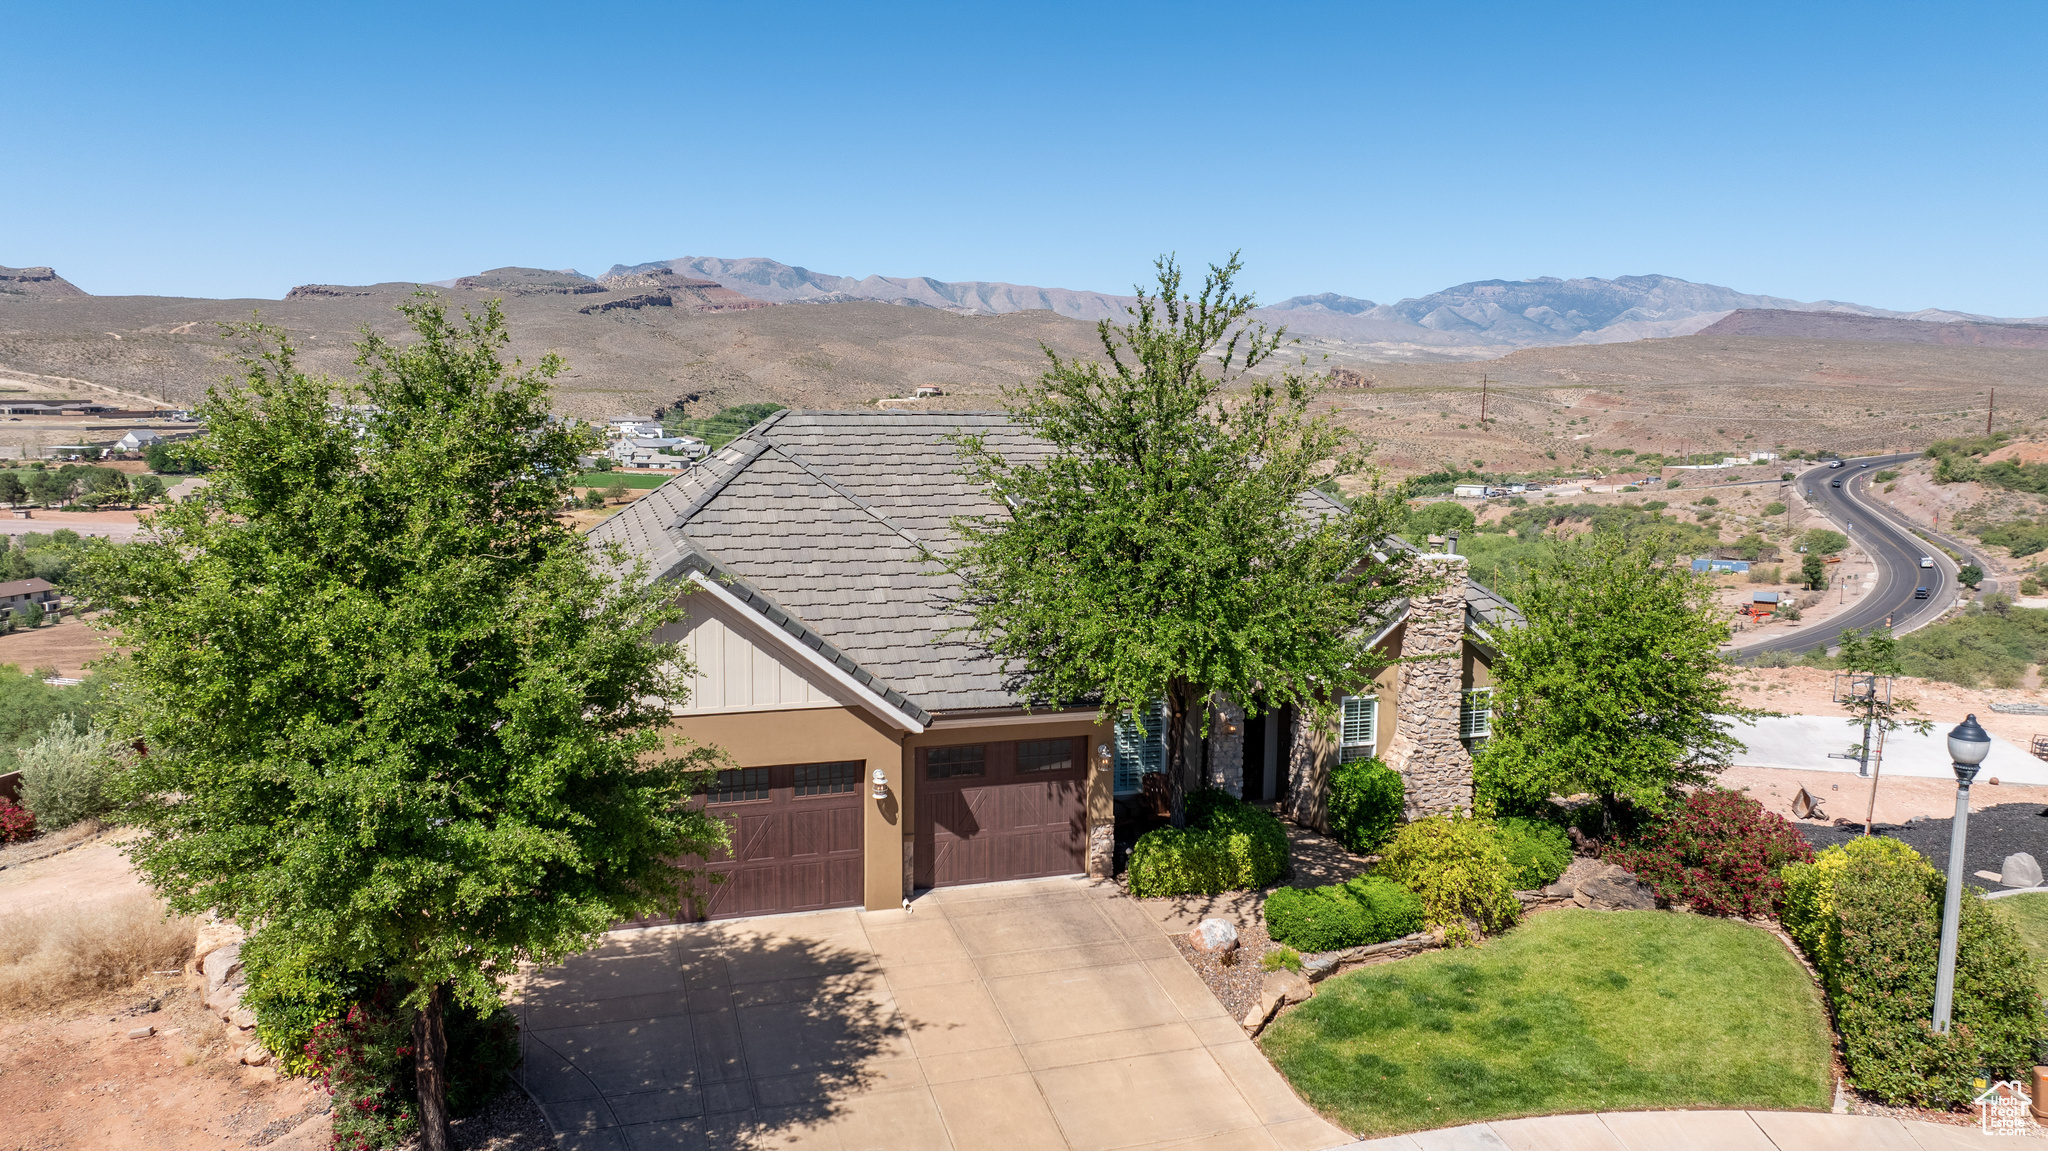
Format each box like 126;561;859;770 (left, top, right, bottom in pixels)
871;768;889;800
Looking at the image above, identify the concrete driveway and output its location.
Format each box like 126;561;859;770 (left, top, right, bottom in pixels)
513;877;1351;1151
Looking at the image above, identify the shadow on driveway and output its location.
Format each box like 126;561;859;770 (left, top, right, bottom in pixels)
514;917;907;1150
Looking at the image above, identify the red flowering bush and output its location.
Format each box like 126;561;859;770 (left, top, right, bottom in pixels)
0;797;34;843
306;989;419;1151
1604;788;1814;917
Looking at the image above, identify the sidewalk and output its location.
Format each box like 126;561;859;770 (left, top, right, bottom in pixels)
1340;1110;2015;1150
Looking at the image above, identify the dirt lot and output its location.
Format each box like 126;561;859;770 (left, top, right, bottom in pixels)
0;506;147;542
0;981;332;1151
0;616;119;678
0;835;552;1151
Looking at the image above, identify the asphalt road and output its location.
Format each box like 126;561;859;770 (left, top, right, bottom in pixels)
1730;453;1964;659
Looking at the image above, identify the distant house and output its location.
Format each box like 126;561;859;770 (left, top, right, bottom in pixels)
607;418;665;440
1693;557;1750;573
116;429;165;452
1452;484;1489;499
0;578;58;618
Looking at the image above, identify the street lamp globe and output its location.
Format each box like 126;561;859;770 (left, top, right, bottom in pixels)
1947;714;1992;776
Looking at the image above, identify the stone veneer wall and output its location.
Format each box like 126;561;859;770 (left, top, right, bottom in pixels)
1381;555;1475;818
1205;696;1245;798
1284;710;1332;831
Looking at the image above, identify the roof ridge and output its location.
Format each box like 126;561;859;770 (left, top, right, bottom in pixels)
754;436;930;552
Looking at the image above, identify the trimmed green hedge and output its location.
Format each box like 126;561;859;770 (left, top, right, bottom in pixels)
1264;876;1424;952
1497;817;1571;890
1127;790;1288;897
1326;758;1404;853
1779;838;2043;1106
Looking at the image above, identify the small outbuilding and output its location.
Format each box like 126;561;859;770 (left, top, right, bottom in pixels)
115;428;165;452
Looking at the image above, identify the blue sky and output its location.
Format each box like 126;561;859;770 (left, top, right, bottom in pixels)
7;2;2046;314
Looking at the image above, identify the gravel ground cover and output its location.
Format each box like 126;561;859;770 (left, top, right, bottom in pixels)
1803;801;2048;879
448;1086;555;1150
1170;920;1276;1024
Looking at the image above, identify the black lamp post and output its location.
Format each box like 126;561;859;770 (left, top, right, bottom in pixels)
1932;713;1993;1034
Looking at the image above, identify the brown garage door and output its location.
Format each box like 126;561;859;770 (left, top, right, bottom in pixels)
688;761;865;920
914;737;1087;889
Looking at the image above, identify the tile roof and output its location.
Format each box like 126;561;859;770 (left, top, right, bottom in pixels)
590;410;1513;716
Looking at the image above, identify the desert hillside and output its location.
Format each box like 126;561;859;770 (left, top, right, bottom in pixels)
6;268;2048;482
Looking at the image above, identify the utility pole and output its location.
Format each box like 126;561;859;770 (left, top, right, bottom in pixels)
1479;375;1488;427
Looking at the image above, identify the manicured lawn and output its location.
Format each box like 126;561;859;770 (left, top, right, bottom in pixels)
1258;909;1832;1137
1991;893;2048;997
572;471;674;489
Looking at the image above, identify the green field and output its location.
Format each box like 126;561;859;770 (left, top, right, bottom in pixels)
572;472;674;490
1259;910;1832;1136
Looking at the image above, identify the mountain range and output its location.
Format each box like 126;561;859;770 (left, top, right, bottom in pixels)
11;257;2048;362
598;259;2048;355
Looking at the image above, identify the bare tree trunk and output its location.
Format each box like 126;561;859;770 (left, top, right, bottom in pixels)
1165;684;1188;828
414;982;452;1151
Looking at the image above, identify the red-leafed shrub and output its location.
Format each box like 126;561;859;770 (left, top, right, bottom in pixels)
307;990;419;1151
0;797;34;843
1604;788;1814;917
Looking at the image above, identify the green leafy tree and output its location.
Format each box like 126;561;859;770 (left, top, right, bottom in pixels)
28;469;71;507
1803;552;1828;590
0;473;25;505
603;482;629;505
1958;564;1984;589
131;474;167;504
76;298;729;1151
17;599;44;629
1474;530;1760;829
80;467;129;508
1406;500;1474;542
941;254;1416;825
1802;528;1849;556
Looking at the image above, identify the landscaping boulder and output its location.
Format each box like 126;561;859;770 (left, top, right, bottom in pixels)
1242;967;1315;1036
240;1042;271;1067
2002;852;2043;888
201;942;242;996
1567;861;1657;910
1192;918;1239;957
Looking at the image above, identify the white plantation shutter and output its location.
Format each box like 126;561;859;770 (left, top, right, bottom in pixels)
1339;696;1377;762
1114;702;1166;794
1461;688;1493;742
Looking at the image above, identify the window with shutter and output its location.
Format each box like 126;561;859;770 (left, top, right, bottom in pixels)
1113;702;1166;794
1339;696;1377;763
1461;688;1493;743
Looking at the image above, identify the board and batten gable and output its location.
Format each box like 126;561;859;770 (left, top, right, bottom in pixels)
659;589;847;715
